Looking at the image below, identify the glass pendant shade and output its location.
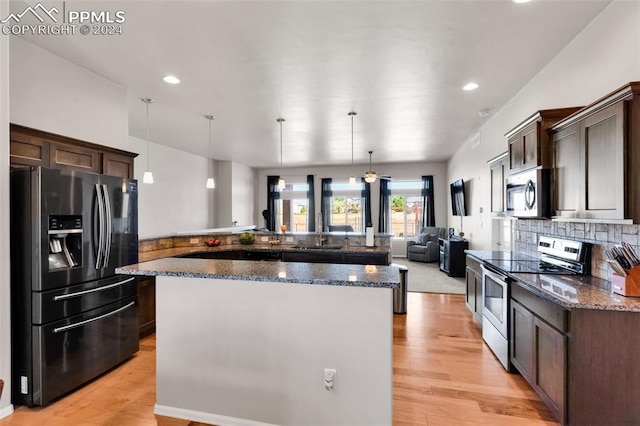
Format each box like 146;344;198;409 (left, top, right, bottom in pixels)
143;170;154;184
363;150;377;183
206;177;215;189
348;176;357;185
277;178;286;190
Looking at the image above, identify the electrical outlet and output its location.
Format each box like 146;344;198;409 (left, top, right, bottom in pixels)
260;236;269;242
286;237;293;242
21;376;28;394
190;238;199;244
324;368;337;391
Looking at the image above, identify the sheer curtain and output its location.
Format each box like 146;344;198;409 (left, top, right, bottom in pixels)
378;178;391;233
421;175;435;227
320;178;332;232
266;175;280;231
306;174;315;232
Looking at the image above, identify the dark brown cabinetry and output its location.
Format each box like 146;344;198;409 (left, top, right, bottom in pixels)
137;276;156;337
552;90;631;220
282;250;388;265
464;255;482;321
10;124;137;178
510;280;640;425
505;108;581;174
510;293;566;423
488;152;508;214
439;239;468;277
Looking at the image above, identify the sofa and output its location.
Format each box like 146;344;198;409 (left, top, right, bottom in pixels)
406;227;447;262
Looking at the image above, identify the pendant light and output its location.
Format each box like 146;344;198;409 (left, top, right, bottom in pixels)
141;98;154;184
364;150;377;183
205;115;215;189
277;117;286;190
348;111;357;185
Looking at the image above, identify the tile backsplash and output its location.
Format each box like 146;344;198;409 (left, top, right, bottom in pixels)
513;220;640;281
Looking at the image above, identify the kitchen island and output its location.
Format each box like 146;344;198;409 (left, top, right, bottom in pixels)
117;258;399;426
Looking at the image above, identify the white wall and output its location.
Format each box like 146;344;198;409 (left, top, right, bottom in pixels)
257;162;449;231
156;276;392;425
9;37;128;150
131;136;215;238
217;161;256;228
447;1;640;249
0;0;13;416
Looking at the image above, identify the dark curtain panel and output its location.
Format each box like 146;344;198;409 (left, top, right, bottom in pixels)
320;178;332;232
421;175;435;227
266;175;280;231
306;174;316;232
361;178;372;228
378;178;391;233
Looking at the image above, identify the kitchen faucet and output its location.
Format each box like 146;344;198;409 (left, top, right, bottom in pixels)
316;212;326;246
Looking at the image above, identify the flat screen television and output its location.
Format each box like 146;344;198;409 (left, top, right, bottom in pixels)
450;179;467;216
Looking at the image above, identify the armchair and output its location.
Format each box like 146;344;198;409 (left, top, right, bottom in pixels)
406;226;446;263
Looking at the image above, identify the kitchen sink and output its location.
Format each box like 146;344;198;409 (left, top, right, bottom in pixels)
292;245;343;250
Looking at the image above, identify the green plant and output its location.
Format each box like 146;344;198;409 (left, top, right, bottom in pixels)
238;232;255;244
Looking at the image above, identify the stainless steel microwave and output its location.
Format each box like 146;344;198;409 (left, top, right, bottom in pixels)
505;168;551;218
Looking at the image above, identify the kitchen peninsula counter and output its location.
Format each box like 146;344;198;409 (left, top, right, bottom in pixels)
466;250;640;312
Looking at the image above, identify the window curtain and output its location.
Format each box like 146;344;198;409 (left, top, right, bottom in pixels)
378;178;391;233
361;178;372;228
306;174;315;232
320;178;332;232
421;175;435;227
266;175;280;231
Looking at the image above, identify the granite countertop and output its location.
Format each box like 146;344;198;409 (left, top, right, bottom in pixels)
466;250;640;312
140;244;389;262
117;258;400;289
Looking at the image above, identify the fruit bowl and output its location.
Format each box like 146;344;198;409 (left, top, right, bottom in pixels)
205;238;221;247
238;232;255;244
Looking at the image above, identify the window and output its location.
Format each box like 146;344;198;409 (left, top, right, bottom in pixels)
277;181;309;232
389;180;423;238
329;182;364;233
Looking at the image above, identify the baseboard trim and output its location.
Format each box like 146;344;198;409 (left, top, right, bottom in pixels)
154;404;278;426
0;404;14;419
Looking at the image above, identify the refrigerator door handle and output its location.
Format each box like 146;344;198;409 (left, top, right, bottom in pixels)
53;301;135;334
95;184;105;269
53;277;136;301
102;184;112;268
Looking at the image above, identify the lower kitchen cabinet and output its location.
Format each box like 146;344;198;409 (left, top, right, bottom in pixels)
281;250;388;265
137;276;156;337
510;280;640;425
464;255;482;321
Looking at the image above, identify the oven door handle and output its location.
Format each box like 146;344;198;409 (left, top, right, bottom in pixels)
53;301;135;333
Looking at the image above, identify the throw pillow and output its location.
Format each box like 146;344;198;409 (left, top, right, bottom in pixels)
418;233;438;245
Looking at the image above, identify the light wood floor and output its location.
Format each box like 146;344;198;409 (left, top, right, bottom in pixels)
0;293;558;426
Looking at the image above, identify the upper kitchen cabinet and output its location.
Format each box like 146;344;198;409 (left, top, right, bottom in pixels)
10;124;137;178
505;108;582;174
551;82;640;222
488;152;508;214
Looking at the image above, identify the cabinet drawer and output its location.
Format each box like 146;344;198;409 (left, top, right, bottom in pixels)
511;281;568;332
465;255;482;275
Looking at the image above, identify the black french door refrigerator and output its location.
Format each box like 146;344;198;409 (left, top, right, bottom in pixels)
10;166;139;406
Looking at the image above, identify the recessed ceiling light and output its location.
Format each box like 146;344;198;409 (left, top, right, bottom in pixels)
513;0;532;3
463;82;479;91
163;75;180;84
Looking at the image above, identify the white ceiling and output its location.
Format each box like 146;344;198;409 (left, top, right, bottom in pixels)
13;0;610;168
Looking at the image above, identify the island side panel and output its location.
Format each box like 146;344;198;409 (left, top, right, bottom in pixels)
154;276;393;425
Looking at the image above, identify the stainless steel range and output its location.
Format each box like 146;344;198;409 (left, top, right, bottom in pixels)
480;236;591;370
